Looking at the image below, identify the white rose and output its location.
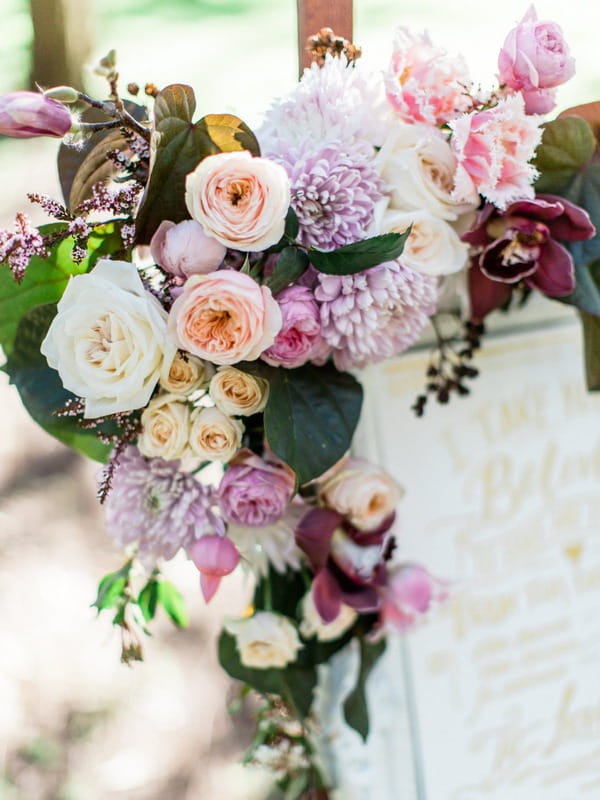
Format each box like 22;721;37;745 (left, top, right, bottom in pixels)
138;393;191;460
41;259;175;418
159;350;213;395
209;366;269;417
376;125;479;221
318;457;403;531
185;151;291;252
189;406;244;462
299;591;357;642
224;612;302;669
378;208;469;276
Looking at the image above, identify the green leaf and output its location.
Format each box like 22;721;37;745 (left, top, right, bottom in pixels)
157;580;189;628
135;84;259;243
580;310;600;390
284;207;299;240
264;247;309;295
0;223;123;357
93;561;132;612
534;116;596;194
138;579;160;622
4;304;112;461
280;664;318;719
284;773;309;800
343;638;386;741
262;362;363;486
307;230;411;275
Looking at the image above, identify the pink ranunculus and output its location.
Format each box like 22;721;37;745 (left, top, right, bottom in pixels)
185;151;291;252
261;285;325;369
0;91;72;139
498;6;575;94
218;450;296;528
168;270;282;365
150;219;226;278
380;564;447;632
385;28;472;126
188;534;240;602
449;94;543;210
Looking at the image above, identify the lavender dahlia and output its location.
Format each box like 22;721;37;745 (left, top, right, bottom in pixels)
315;261;438;371
104;446;217;564
270;140;385;250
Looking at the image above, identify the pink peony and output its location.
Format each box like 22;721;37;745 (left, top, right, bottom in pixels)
0;91;72;138
385;28;472;126
168;270;282;365
498;6;575;94
219;450;296;527
449;94;543;209
150;219;226;278
261;285;326;368
185;151;291;252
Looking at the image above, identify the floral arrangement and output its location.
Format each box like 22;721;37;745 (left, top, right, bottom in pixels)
1;7;599;796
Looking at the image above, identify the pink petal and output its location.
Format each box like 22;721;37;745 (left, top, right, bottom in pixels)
526;239;575;296
200;573;221;603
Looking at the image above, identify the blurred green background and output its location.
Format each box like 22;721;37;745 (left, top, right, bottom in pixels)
0;2;599;799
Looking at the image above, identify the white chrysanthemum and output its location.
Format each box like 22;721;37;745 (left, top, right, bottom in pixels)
258;55;392;156
228;503;305;576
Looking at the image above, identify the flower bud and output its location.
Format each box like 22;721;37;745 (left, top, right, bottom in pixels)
188;534;240;602
0;91;72;139
150;219;226;278
43;86;79;104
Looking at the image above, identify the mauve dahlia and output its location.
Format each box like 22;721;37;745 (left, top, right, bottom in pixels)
270;141;386;250
315;261;438;370
104;445;217;564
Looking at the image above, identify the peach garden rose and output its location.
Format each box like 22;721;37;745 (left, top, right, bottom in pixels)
169;270;282;365
185;151;291;252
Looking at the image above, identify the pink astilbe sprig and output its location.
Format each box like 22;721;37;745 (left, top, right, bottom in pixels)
0;212;48;282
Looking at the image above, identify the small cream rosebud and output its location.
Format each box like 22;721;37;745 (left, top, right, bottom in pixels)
43;86;79;104
189;406;244;463
209;366;269;417
224;612;302;669
138;393;191;460
159;350;213;396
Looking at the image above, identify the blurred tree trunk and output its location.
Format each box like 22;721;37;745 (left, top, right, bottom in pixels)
29;0;92;91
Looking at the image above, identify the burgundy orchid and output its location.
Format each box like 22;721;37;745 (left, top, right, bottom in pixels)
463;194;595;321
295;507;393;623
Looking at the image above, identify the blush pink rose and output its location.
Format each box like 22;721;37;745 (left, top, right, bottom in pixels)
168;270;282;364
185;151;291;252
498;6;575;94
261;285;325;369
449;94;543;210
150;219;226;278
385;28;472;126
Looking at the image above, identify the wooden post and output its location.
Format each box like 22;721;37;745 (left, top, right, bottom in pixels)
29;0;92;91
296;0;353;73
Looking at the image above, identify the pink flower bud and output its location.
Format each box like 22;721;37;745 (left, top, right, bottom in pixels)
261;285;326;369
521;87;557;115
498;6;575;94
380;564;447;632
188;534;239;602
150;219;226;278
0;91;72;139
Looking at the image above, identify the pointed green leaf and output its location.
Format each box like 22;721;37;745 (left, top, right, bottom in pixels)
343;638;386;741
135;84;259;243
0;223;123;358
158;580;189;627
93;562;132;612
580;310;600;390
307;230;411;275
264;247;309;295
261;362;363;486
138;579;160;622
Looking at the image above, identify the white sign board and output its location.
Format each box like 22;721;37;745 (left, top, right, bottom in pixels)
321;317;600;800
